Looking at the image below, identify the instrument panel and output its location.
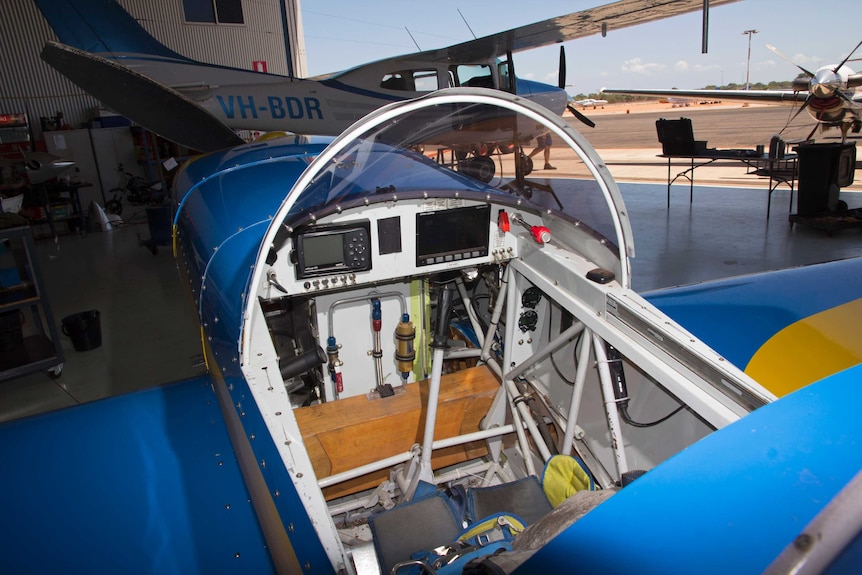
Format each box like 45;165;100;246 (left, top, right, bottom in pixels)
275;198;528;297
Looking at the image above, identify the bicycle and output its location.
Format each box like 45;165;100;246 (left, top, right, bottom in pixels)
105;164;163;215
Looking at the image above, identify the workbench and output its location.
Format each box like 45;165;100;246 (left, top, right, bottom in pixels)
661;151;798;218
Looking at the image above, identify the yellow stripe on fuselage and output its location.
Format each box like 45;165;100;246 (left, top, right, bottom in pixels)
746;298;862;397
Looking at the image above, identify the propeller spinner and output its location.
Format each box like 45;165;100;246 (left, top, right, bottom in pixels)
810;68;842;98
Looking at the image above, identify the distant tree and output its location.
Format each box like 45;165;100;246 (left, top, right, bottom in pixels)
698;78;798;90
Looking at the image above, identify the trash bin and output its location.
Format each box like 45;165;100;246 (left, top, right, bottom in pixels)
141;205;171;254
147;205;171;245
61;310;102;351
795;142;856;216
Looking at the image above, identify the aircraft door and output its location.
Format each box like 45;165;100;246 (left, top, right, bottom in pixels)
449;64;494;89
498;61;513;93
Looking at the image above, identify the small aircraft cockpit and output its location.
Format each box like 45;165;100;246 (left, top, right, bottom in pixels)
379;69;440;92
173;88;772;573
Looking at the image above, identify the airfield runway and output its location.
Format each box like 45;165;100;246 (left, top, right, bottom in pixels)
543;102;861;190
566;102;820;149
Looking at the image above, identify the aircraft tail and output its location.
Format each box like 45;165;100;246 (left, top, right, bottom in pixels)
33;0;190;61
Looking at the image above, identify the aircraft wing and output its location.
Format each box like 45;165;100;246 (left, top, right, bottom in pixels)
391;0;742;64
602;87;809;103
0;376;279;574
519;360;862;573
41;41;245;152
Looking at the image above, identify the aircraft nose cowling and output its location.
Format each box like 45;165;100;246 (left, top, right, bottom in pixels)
807;95;845;123
515;79;568;116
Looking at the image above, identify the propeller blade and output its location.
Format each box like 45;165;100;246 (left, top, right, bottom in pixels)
506;50;516;94
566;104;595;128
835;88;857;105
767;44;816;77
834;39;862;73
787;97;810;124
558;46;566;89
777;97;810;138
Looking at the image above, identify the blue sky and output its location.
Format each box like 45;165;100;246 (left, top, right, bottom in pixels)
301;0;862;95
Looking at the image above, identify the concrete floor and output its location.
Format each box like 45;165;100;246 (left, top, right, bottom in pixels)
1;179;860;424
0;217;204;423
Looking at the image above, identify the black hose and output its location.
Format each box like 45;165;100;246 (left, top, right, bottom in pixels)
548;306;578;385
607;343;684;428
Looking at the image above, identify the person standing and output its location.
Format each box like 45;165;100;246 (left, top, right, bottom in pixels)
529;132;556;170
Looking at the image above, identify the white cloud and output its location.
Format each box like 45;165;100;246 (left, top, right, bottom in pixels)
674;60;689;72
752;59;777;72
621;57;666;75
790;53;824;67
691;63;722;73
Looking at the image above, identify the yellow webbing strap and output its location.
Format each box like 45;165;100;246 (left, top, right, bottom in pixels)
457;514;525;542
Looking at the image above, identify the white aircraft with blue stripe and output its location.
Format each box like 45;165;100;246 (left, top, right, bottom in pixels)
32;0;739;153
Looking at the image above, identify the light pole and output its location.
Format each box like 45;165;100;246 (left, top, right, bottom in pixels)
742;29;758;90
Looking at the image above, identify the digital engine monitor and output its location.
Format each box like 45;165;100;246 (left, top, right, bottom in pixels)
416;204;491;266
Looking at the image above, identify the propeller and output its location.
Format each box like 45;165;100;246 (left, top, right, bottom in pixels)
557;45;595;128
767;44;815;78
558;45;566;89
566;104;596;128
769;43;839;104
833;39;862;74
770;41;862;139
786;98;811;126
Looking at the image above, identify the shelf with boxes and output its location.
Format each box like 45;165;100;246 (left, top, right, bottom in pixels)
0;225;64;380
132;126;198;190
20;179;88;239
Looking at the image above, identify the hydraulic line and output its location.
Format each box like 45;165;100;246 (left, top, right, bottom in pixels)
455;276;485;348
326;290;406;339
506;379;553;463
479;265;510;363
325;336;344;399
513;377;559;457
371;299;384;390
606;343;685;428
325;290;408;397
